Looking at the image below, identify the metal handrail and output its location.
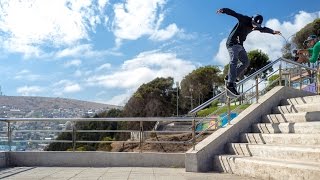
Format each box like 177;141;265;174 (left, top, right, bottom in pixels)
188;58;280;115
187;57;319;149
188;57;318;115
0;117;207;152
0;117;204;122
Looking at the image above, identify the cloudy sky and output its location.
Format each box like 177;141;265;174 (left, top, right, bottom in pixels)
0;0;319;106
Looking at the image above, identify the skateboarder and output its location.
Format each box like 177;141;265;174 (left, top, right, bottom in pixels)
217;8;281;97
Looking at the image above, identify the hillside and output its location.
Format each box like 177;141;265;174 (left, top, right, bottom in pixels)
0;96;120;110
0;96;122;118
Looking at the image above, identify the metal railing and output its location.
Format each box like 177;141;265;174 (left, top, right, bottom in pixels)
0;117;210;152
187;57;319;150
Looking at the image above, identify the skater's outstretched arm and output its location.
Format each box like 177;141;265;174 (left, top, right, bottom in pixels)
254;26;281;35
216;8;249;22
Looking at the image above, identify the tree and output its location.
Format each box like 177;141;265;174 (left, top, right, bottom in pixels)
121;77;178;132
45;108;123;151
293;18;320;49
180;66;223;112
245;50;272;78
122;77;177;118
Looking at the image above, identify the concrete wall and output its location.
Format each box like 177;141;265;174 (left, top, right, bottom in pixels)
0;152;7;168
8;151;185;168
185;86;315;172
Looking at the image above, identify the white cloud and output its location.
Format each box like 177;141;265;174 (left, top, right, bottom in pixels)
112;0;181;45
64;84;81;93
86;50;196;90
14;69;42;81
150;24;180;41
55;44;122;58
96;63;112;71
214;11;320;65
17;86;43;96
86;51;196;104
74;70;82;77
104;90;133;106
64;59;82;68
52;80;82;95
0;0;109;57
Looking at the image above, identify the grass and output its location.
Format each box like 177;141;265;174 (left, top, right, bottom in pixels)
197;103;251;117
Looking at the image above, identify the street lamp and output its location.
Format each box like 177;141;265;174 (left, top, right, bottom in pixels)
175;82;179;117
189;85;194;110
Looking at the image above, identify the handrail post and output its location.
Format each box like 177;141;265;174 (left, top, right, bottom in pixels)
255;75;259;103
289;69;291;87
227;97;231;125
72;122;76;152
279;61;282;86
299;66;302;90
139;120;143;153
317;66;320;94
7;122;11;152
192;116;196;150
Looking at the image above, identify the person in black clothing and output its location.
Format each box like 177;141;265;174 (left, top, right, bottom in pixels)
217;8;281;96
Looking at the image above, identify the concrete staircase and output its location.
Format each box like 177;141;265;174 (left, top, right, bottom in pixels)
213;95;320;179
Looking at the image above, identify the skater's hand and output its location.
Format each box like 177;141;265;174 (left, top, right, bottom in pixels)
296;50;309;63
216;9;224;14
273;31;281;35
297;49;309;54
297;54;309;63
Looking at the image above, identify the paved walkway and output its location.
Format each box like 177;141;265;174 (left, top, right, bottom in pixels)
0;167;255;180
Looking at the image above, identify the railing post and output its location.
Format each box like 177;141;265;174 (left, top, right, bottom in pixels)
279;61;282;86
317;66;320;94
72;122;76;152
299;66;302;90
7;122;11;152
139;120;143;153
289;69;291;87
241;84;244;105
192;116;196;150
255;75;259;103
227;97;231;125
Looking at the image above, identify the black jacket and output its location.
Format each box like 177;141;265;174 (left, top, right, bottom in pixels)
221;8;275;48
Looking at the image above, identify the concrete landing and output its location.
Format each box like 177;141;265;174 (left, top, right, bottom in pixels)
0;167;254;180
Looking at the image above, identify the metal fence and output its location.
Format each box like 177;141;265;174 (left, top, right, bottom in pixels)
0;117;209;152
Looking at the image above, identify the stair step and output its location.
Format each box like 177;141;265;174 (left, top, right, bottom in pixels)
281;95;320;105
262;112;320;123
241;133;320;145
252;122;320;134
213;155;320;180
272;103;320;114
227;143;320;162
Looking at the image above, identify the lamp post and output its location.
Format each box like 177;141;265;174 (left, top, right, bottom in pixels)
175;82;179;117
189;85;194;110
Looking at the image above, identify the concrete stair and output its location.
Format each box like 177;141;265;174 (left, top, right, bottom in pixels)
213;95;320;179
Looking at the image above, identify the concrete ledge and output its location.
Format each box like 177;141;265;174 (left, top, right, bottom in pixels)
185;86;315;172
8;151;185;168
0;151;7;168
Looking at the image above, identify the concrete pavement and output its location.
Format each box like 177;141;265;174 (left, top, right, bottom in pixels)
0;167;255;180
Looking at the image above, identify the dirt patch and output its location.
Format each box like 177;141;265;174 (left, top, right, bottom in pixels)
111;133;209;153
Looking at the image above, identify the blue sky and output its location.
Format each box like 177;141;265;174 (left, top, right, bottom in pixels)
0;0;319;106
